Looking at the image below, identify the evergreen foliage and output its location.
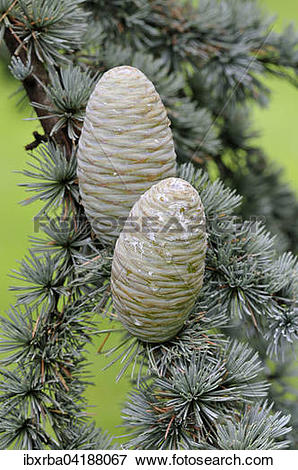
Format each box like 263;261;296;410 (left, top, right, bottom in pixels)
204;401;292;450
0;0;297;450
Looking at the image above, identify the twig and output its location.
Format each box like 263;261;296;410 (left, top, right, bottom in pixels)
0;0;18;23
4;27;73;154
25;131;48;151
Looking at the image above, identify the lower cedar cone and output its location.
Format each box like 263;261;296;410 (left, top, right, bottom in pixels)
111;177;207;343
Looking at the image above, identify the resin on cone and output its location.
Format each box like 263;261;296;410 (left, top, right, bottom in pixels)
77;65;176;244
111;177;207;343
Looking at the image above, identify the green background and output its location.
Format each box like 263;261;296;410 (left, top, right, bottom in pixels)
0;0;297;441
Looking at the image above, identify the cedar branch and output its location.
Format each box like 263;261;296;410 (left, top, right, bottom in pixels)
3;27;72;155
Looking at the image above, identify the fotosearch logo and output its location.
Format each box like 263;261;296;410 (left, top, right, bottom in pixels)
33;214;206;234
90;215;207;234
33;214;266;235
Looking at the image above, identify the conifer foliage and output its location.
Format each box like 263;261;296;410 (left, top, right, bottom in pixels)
0;0;297;449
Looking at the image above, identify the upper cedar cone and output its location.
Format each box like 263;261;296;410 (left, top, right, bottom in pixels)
111;177;207;343
77;65;176;244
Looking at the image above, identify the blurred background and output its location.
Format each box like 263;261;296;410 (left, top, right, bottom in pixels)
0;0;297;440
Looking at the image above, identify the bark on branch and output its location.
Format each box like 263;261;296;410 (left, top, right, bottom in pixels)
4;27;72;155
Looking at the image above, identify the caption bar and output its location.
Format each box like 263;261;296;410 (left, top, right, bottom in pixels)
0;450;297;469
